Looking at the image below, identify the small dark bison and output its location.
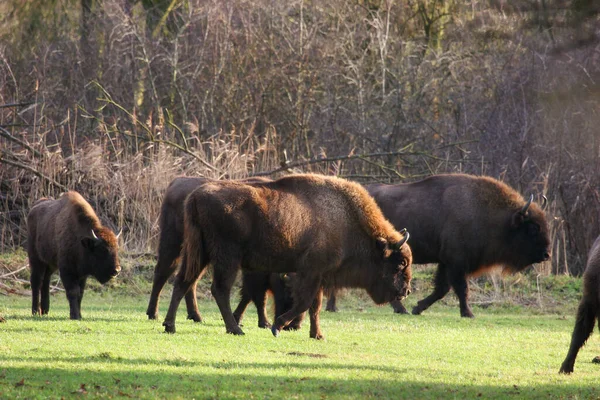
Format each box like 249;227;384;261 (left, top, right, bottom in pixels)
27;191;121;320
162;174;412;339
327;174;550;317
559;235;600;374
146;176;302;329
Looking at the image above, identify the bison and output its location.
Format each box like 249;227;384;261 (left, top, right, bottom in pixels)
27;191;121;320
559;235;600;374
327;174;550;317
146;176;302;329
162;174;412;339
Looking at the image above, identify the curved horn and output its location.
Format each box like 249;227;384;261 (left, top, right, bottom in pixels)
520;194;533;214
541;195;548;210
91;229;99;240
397;229;410;248
116;229;122;240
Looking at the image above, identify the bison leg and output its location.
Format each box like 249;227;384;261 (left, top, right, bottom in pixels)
40;268;53;315
146;240;182;320
390;299;408;314
163;252;207;333
412;263;451;315
77;277;87;310
272;274;322;338
325;290;339;312
559;300;597;374
233;272;271;328
211;262;244;335
184;281;202;322
448;270;474;318
232;290;252;326
249;273;271;328
60;271;83;320
29;259;46;316
309;288;325;340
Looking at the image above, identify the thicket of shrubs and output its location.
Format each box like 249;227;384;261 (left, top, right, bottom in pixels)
1;0;599;275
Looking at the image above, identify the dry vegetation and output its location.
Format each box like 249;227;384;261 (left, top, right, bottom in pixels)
1;0;599;278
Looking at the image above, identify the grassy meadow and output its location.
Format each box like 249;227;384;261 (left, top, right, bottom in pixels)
1;270;599;400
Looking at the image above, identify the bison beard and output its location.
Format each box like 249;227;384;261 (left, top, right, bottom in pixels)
559;235;600;374
146;176;302;329
327;174;551;318
27;191;121;320
162;174;412;339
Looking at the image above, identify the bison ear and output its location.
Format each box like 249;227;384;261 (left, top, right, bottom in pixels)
81;237;100;250
511;211;526;229
375;237;388;255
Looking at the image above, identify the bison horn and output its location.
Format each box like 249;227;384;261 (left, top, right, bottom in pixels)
520;194;533;214
116;229;122;239
541;195;548;210
91;229;99;240
397;229;410;248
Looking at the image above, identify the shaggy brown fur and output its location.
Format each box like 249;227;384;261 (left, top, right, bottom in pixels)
559;235;600;374
27;191;121;320
327;174;551;317
146;176;301;329
163;174;412;339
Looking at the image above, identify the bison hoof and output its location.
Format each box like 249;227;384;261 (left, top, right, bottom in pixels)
187;314;202;323
226;327;245;336
163;323;176;334
411;306;423;315
258;322;272;329
271;326;280;337
559;364;573;374
461;311;475;318
393;308;409;315
284;324;301;331
310;333;325;340
325;306;339;312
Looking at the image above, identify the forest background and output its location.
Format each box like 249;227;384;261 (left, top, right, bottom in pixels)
0;0;599;276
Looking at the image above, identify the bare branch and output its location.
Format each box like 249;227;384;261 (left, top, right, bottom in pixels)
0;126;42;157
0;153;68;191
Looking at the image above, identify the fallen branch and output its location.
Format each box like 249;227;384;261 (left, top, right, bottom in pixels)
0;265;28;279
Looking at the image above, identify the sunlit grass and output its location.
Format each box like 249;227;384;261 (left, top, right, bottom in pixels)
0;290;599;399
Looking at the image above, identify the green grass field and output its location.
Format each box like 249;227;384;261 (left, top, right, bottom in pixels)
0;287;599;400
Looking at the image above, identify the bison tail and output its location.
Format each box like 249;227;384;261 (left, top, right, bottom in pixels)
183;197;207;283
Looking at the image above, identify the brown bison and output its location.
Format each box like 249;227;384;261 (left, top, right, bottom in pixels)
559;235;600;374
27;192;121;320
146;176;301;329
327;174;550;317
162;174;412;339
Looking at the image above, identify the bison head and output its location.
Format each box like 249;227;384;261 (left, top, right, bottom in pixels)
81;229;121;284
368;230;413;304
506;195;551;272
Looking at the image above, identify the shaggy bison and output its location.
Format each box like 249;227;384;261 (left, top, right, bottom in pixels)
27;192;121;320
327;174;550;317
146;176;301;329
559;235;600;374
162;174;412;338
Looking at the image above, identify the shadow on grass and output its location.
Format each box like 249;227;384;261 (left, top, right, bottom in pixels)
0;364;597;399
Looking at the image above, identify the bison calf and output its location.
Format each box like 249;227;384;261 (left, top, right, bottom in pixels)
559;235;600;374
27;192;121;320
163;174;412;339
